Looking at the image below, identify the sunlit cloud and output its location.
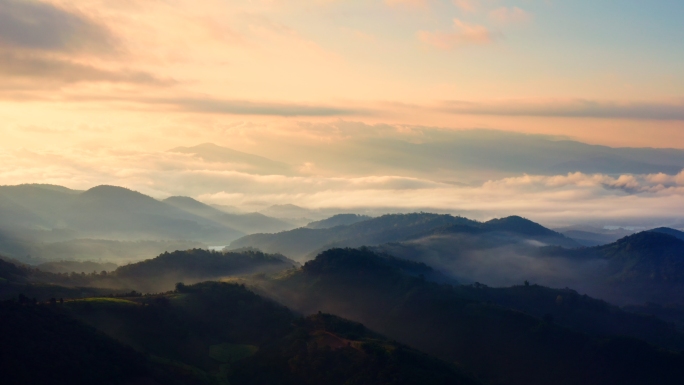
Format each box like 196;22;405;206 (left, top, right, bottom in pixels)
3;143;684;225
0;51;174;86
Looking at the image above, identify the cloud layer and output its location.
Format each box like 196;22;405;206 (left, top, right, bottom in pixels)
3;130;684;226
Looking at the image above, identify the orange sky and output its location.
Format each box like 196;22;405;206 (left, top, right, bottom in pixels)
1;0;684;223
1;0;683;152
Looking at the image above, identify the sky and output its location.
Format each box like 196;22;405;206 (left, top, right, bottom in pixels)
1;0;684;225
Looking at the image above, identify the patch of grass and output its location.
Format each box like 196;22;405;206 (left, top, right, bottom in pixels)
65;297;139;308
209;343;258;364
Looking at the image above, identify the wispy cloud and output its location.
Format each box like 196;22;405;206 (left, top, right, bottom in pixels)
0;51;174;85
135;97;361;117
418;19;495;49
438;99;684;120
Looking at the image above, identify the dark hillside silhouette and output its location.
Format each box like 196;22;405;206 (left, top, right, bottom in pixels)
262;248;684;385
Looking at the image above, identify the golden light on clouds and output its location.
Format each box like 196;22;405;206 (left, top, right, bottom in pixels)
1;0;683;221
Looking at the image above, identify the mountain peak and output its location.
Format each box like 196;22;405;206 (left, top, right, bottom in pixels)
609;230;684;250
648;227;684;241
483;216;560;237
78;185;165;212
82;185;147;198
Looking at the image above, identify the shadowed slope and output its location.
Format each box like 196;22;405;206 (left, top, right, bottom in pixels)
263;248;684;385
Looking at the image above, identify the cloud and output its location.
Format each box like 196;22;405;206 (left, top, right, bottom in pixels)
438;99;684;120
0;0;115;53
0;51;174;85
418;19;495;49
3;145;684;225
489;7;532;24
136;97;361;117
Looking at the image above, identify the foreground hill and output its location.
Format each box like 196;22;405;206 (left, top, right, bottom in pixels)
259;248;684;385
0;301;156;385
53;282;480;385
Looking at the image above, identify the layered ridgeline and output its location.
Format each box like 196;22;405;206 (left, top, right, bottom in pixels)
1;282;481;385
229;213;579;262
539;229;684;304
0;184;296;263
163;196;293;234
233;212;684;304
259;248;684;385
305;214;373;229
0;249;296;297
4;246;684;385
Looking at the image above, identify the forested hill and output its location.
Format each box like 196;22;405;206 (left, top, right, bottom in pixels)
112;249;296;292
262;248;684;385
230;213;473;260
230;213;578;261
595;231;684;282
538;230;684;303
0;249;297;297
2;281;483;385
0;301;154;385
648;227;684;241
305;214;372;229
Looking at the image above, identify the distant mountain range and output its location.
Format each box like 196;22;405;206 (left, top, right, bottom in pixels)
164;196;294;234
540;230;684;303
0;184;298;262
229;213;578;261
305;214;372;229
